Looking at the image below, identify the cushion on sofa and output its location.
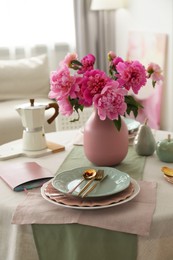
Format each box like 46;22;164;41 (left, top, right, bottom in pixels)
0;54;49;100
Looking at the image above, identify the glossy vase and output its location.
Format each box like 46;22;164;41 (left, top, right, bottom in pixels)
83;110;129;166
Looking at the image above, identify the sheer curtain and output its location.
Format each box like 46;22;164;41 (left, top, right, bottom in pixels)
73;0;116;71
73;1;97;62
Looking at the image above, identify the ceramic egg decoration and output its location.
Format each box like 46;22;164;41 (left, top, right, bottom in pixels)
134;119;156;156
156;134;173;163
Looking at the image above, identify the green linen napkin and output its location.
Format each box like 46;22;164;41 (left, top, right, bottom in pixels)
32;146;146;260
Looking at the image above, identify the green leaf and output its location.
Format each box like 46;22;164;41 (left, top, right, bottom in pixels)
70;112;80;122
67;98;84;122
113;116;121;131
125;95;143;118
69;60;83;70
71;60;83;66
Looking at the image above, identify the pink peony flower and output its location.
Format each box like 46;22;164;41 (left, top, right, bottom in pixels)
112;56;124;67
58;97;73;116
147;62;164;82
93;81;127;121
116;60;147;94
79;69;111;106
108;51;116;61
78;54;96;74
61;53;78;67
49;65;79;100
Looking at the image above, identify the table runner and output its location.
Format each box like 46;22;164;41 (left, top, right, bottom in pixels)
32;224;137;260
12;145;157;260
56;145;146;180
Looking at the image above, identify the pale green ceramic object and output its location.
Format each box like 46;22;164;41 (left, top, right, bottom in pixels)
156;134;173;163
134;120;156;156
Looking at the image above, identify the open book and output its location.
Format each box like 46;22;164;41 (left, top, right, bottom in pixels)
0;162;53;191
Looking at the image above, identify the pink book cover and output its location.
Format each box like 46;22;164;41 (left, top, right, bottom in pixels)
0;162;53;191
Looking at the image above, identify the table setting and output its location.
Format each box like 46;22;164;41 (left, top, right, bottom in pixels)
1;95;173;260
10;123;157;260
11;139;157;260
12;171;156;238
1;127;173;260
9;115;155;228
2;51;173;260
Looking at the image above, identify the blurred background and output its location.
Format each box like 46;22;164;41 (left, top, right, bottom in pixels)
0;0;172;131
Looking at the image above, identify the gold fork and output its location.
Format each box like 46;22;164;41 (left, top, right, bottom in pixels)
81;174;108;198
78;170;104;197
68;169;97;195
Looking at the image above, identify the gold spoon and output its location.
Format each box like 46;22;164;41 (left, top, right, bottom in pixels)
68;169;97;194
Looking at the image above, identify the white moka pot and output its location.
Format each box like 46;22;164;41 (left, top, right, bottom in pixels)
16;99;59;151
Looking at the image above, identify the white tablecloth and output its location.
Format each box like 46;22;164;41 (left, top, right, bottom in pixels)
0;129;173;260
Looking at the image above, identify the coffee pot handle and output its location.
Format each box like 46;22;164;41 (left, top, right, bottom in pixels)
45;103;59;124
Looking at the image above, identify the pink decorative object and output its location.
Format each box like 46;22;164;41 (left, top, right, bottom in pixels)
127;31;167;129
83;110;129;166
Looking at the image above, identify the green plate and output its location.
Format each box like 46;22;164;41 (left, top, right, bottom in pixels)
52;166;131;198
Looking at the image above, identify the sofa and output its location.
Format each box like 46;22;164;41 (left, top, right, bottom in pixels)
0;52;60;145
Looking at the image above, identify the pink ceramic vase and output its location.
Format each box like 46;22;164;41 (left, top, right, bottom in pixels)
83;110;129;166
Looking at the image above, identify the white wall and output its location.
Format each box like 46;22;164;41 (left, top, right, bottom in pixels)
115;0;173;131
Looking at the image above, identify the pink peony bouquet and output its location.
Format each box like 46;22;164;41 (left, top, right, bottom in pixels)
49;52;163;130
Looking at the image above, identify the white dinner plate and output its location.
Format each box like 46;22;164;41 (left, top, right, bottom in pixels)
52;166;131;198
41;178;140;210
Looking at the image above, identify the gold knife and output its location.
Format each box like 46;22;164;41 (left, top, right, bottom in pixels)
81;174;108;198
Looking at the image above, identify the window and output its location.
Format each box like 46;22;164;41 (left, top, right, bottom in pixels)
0;0;75;48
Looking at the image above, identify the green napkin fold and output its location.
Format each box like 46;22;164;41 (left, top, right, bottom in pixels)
32;146;146;260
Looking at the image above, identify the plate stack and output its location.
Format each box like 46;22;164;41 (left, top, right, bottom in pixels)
41;167;140;210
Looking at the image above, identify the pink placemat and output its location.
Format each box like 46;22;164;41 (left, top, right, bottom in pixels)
42;180;136;207
12;180;157;236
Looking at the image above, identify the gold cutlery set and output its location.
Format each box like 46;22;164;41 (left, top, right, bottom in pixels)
70;169;106;198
